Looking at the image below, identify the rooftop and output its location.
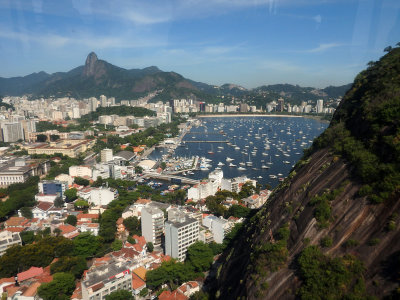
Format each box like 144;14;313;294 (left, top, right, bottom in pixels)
166;216;198;229
18;267;44;282
83;260;129;288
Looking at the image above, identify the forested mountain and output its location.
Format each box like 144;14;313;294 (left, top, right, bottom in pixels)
0;52;202;101
209;47;400;299
0;52;349;103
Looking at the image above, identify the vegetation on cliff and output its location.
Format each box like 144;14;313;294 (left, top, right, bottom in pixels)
209;45;400;299
312;47;400;204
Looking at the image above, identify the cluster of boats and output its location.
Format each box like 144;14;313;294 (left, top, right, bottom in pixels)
159;117;327;185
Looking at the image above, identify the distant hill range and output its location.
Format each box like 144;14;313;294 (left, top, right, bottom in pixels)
0;52;351;104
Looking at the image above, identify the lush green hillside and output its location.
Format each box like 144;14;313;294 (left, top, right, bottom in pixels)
312;47;400;204
209;46;400;299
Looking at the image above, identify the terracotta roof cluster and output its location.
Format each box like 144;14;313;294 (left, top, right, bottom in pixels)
132;273;146;290
17;267;44;281
77;213;99;221
55;224;79;239
35;201;54;212
135;198;151;205
2;265;55;298
4;217;26;227
159;281;200;300
158;290;188;300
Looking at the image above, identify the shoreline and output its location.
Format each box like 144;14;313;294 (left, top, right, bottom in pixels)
195;113;331;124
197;114;303;118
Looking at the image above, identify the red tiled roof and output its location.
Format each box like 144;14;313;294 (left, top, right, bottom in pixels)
132;273;146;290
4;286;19;297
58;224;77;234
35;201;53;212
132;235;146;247
160;254;171;262
71;281;82;299
92;257;111;267
5;227;24;233
77;213;99;220
158;290;188;300
112;247;140;260
87;223;99;228
0;277;14;285
22;281;41;296
5;217;26;227
132;267;147;281
91;282;104;292
135;198;151;205
18;267;44;282
132;244;143;252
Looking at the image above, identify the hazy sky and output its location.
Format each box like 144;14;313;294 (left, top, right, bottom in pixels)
0;0;399;88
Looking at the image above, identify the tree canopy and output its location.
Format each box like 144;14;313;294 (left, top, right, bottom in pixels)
38;272;76;300
185;242;214;272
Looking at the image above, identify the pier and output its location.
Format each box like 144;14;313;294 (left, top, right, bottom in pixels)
187;132;224;135
142;172;200;185
184;140;229;143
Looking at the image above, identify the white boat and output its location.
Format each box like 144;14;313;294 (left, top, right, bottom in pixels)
226;157;234;162
269;175;277;179
283;161;290;164
234;146;240;150
261;165;269;169
229;163;237;167
238;166;246;171
217;162;225;166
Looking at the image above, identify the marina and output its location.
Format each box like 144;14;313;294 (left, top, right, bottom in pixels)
148;116;327;188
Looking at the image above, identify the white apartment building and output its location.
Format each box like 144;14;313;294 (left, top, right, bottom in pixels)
165;208;199;261
90;188;115;206
69;165;92;178
81;260;132;300
316;99;324;113
0;230;22;256
141;206;164;246
202;215;231;244
187;180;218;201
100;148;113;163
1;122;24;142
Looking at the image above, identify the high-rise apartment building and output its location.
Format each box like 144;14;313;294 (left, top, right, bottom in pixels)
89;97;99;112
100;148;113;163
165;208;199;261
1;122;24;142
141;206;164;246
316;99;324;113
100;95;108;107
277;98;285;112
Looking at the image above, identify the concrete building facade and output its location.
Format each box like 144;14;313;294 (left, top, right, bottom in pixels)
141;206;164;247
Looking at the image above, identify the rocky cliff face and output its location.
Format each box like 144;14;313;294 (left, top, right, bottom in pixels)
210;48;400;299
83;52;98;77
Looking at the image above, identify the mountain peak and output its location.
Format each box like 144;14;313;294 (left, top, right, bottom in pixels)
83;52;99;77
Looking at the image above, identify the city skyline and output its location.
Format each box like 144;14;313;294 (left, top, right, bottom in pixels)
1;0;399;88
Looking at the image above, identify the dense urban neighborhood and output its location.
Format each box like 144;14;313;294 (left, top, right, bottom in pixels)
0;94;283;300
